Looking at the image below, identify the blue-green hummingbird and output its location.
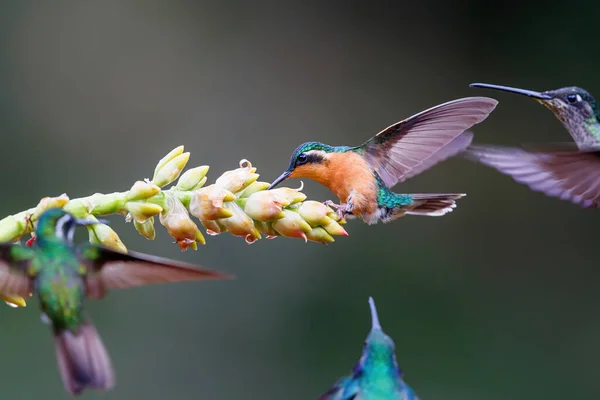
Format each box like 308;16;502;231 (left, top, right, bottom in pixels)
267;97;498;224
318;297;419;400
0;208;231;396
466;83;600;207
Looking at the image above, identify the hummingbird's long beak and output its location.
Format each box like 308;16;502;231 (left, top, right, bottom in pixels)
75;218;110;226
470;83;553;100
267;171;291;190
368;297;382;331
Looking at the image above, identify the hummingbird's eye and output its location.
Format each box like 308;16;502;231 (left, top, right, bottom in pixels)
296;153;309;166
567;93;582;103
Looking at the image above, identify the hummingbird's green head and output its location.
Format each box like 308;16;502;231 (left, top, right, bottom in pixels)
359;297;400;371
267;141;343;189
470;83;599;125
35;208;106;245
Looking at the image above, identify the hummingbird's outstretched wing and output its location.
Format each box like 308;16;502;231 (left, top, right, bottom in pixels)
402;131;474;181
465;144;600;208
360;97;497;188
79;245;232;299
0;244;35;298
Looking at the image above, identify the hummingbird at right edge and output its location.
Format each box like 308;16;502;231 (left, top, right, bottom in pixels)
318;297;419;400
267;97;498;224
466;83;600;208
0;208;231;396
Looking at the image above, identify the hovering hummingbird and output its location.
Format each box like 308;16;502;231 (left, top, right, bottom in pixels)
268;97;498;224
318;297;419;400
466;83;600;207
0;208;230;396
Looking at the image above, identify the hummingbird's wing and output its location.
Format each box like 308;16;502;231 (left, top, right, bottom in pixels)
0;244;35;297
318;377;359;400
465;144;600;208
79;245;232;299
402;131;474;181
360;97;497;188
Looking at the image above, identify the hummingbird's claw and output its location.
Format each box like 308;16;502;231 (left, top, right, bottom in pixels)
324;199;341;209
324;200;350;221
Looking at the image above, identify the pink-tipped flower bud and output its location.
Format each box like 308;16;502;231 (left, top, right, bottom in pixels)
244;185;306;221
214;160;259;193
160;193;205;251
271;210;312;241
219;202;261;242
189;185;235;221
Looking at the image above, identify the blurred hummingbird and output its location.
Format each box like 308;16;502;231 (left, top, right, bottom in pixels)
318;297;419;400
267;97;498;224
0;208;231;396
466;83;600;207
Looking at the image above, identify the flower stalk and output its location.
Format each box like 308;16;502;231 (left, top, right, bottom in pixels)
0;146;349;307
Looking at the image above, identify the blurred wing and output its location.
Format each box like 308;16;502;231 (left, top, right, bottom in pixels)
80;245;232;296
361;97;497;188
0;244;34;297
466;144;600;208
318;377;358;400
402;131;474;181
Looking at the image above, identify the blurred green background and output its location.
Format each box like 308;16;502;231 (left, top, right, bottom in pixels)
1;1;599;399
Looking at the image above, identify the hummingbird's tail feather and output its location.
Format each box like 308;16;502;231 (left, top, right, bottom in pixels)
54;321;115;396
405;193;465;216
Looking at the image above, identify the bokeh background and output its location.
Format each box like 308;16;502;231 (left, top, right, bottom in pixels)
0;2;598;399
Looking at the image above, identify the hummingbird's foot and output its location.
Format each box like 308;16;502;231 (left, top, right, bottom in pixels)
324;200;351;220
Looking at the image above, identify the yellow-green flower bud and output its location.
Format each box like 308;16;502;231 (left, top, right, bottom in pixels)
126;180;161;201
214;160;259;193
126;202;163;223
219;202;261;242
297;201;330;227
254;221;278;236
175;166;209;191
153;145;184;179
238;181;270;198
0;216;24;243
134;217;156;240
306;227;335;244
32;194;70;220
160;193;205;250
152;153;190;188
1;293;27;308
88;223;127;253
272;210;312;241
327;211;346;224
189;185;235;220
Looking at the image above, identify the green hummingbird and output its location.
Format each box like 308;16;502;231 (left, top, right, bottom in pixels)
466;83;600;207
0;208;231;396
267;97;498;224
318;297;419;400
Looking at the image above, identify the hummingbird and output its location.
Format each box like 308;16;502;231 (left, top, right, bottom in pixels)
466;83;600;208
0;208;231;396
318;297;419;400
267;97;498;224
